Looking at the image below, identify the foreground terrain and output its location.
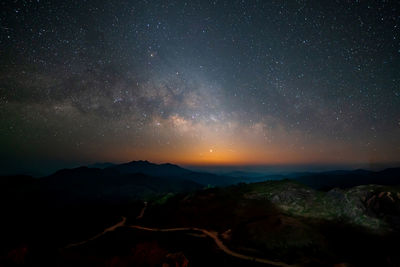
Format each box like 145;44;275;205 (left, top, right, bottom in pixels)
138;180;400;266
1;164;400;266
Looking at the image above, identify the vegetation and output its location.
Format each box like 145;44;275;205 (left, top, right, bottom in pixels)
2;165;400;266
142;180;400;266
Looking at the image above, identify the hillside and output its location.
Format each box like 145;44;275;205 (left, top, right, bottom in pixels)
141;180;400;266
42;166;202;202
2;164;400;266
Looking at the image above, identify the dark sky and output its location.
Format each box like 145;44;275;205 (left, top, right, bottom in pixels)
1;0;400;175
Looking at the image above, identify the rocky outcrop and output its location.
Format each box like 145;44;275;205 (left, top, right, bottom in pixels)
244;181;400;231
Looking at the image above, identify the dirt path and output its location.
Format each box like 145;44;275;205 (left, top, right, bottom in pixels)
128;225;295;267
65;216;126;248
64;202;295;266
136;201;147;219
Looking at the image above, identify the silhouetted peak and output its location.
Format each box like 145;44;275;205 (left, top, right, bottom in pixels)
109;160;191;176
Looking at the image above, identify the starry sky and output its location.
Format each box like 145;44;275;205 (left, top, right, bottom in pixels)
1;0;400;175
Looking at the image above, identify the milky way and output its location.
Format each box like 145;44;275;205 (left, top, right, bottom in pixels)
1;1;400;174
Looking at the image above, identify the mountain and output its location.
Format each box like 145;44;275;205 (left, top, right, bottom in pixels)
107;160;240;186
295;167;400;190
42;166;202;202
88;162;116;169
107;160;191;176
0;166;203;210
0;161;247;207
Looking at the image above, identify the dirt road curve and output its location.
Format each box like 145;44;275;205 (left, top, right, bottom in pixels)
65;216;126;248
136;201;147;219
64;202;295;266
128;225;295;267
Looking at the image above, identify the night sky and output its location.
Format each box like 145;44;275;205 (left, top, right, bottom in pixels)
1;1;400;175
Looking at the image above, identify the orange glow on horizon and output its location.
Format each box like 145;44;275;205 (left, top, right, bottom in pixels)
93;139;388;167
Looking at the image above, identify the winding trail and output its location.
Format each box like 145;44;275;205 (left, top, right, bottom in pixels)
136;201;147;219
65;216;126;248
65;202;295;266
128;225;295;267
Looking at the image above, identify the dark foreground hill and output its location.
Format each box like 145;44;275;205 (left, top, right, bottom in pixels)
0;165;203;266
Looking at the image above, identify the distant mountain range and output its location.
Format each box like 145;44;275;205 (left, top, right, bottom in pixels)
89;160;243;186
107;160;192;176
2;161;400;204
0;161;244;206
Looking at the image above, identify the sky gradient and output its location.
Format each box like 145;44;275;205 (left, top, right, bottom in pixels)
1;0;400;175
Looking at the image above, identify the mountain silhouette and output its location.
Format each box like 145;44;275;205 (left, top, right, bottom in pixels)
106;160;242;186
107;160;191;177
41;166;201;203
